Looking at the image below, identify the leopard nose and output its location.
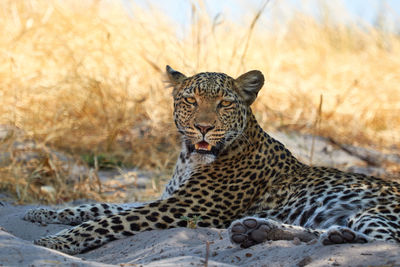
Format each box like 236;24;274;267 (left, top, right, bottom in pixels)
194;124;215;135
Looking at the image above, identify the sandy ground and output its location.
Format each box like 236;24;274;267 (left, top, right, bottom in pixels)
1;202;400;267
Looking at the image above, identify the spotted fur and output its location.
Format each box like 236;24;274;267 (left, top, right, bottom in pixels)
24;66;400;254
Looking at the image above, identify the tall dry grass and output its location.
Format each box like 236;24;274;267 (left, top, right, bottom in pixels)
0;0;399;203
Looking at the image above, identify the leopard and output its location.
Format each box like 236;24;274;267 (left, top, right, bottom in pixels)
24;65;400;255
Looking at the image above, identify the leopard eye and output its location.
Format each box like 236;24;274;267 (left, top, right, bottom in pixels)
219;100;233;107
184;97;197;105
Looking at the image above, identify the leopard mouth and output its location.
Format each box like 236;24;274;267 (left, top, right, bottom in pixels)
195;141;212;152
186;140;220;156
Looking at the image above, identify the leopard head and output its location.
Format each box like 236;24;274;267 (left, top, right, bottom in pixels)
166;65;264;164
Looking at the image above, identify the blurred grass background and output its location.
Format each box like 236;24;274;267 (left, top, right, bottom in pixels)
0;0;399;204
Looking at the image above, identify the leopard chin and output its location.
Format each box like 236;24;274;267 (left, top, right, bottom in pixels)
190;152;216;165
183;139;225;164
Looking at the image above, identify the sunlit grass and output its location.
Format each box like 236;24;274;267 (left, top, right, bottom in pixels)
0;0;399;203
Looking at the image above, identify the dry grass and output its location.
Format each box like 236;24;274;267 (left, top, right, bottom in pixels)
0;126;104;204
0;0;399;203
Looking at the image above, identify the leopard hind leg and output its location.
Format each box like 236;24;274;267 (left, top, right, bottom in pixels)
346;205;400;243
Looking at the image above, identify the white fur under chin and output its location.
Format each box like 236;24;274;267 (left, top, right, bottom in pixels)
190;153;216;165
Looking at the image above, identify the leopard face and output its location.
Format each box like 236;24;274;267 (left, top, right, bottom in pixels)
167;66;264;164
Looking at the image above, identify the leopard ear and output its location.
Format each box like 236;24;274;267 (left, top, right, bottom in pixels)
166;65;187;86
235;70;265;105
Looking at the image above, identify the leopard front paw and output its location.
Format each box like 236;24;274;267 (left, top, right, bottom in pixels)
24;208;58;224
34;234;81;254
